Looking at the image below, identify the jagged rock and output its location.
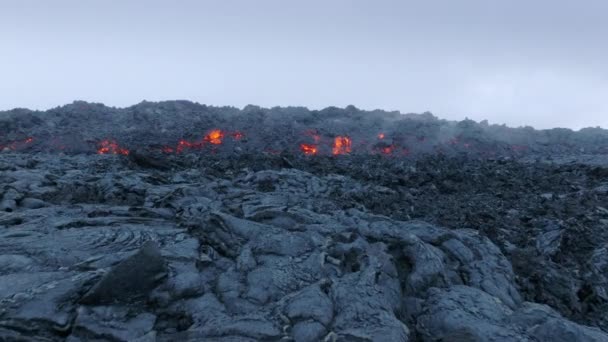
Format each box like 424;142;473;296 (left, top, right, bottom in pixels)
80;241;167;305
70;306;156;341
1;150;608;340
284;283;334;326
0;188;20;212
416;286;525;341
292;320;327;342
166;269;204;299
128;150;171;170
417;286;608;342
20;197;48;209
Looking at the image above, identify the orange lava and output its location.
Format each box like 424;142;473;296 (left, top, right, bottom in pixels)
1;137;34;151
205;129;224;145
300;143;318;155
381;146;393;154
97;140;129;155
176;139;204;153
332;136;352;155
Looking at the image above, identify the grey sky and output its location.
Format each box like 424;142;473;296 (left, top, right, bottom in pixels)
1;0;607;129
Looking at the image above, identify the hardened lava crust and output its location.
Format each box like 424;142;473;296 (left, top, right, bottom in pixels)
1;103;608;341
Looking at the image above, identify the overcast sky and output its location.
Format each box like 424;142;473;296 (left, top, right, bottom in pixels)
1;0;606;129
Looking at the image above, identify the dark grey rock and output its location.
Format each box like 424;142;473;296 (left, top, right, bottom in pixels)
20;197;48;209
292;320;327;342
284;284;334;326
80;241;167;305
71;306;156;341
416;286;524;342
2;150;608;340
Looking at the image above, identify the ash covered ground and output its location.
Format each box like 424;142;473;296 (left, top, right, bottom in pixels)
1;102;608;341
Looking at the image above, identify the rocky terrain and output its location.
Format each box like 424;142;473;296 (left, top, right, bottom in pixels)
1;103;608;341
2;101;608;157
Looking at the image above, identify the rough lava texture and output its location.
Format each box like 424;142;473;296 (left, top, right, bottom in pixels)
1;103;608;341
2;101;608;156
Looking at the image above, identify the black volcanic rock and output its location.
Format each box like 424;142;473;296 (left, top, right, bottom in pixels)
2;101;608;157
1;104;608;341
80;241;167;305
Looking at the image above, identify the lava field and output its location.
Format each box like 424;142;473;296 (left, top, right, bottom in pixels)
1;102;608;341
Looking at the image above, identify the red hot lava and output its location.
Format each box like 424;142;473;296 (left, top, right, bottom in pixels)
378;133;385;140
300;143;318;155
204;129;224;145
332;136;352;155
164;129;236;154
175;139;200;153
381;146;393;154
97;140;129;155
1;137;34;151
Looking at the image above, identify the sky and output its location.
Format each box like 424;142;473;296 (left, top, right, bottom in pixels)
1;0;607;129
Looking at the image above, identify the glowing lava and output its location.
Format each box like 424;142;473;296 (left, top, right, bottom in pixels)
97;140;129;155
378;133;385;139
300;143;318;155
176;139;193;153
381;146;393;154
1;137;35;151
204;129;224;145
332;136;352;155
165;129;235;154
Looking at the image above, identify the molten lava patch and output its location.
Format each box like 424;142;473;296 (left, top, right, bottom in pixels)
381;146;393;155
332;136;352;155
300;143;318;155
97;140;129;155
1;137;34;151
204;129;224;145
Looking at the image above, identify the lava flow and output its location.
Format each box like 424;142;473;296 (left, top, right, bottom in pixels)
332;136;352;155
175;139;202;153
204;129;224;145
97;140;129;155
381;146;394;155
1;137;34;151
300;143;318;155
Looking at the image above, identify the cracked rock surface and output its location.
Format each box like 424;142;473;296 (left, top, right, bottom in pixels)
1;152;608;341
